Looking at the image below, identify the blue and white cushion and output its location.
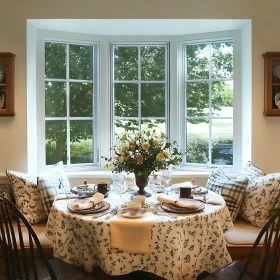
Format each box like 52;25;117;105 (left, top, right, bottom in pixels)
37;161;71;214
206;168;248;222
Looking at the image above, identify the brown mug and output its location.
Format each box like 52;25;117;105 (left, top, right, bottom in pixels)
94;182;111;197
179;186;194;199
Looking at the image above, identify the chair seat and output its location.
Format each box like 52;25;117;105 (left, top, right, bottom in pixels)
199;261;256;280
27;258;95;280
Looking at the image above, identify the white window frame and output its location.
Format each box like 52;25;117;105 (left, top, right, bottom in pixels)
44;39;100;168
180;37;234;168
29;29;244;175
110;42;170;149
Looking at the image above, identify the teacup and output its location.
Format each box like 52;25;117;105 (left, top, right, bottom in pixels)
94;181;111;197
127;202;142;216
179;186;194;199
132;195;146;205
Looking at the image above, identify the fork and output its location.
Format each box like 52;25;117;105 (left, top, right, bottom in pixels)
104;206;119;220
153;209;177;219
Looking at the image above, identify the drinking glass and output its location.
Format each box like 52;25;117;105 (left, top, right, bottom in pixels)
148;175;160;204
112;172;127;195
161;170;172;187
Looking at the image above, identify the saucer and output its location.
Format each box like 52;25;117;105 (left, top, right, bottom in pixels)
120;211;144;219
192;186;208;195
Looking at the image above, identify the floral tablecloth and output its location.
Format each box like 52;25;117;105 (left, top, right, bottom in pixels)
45;191;233;280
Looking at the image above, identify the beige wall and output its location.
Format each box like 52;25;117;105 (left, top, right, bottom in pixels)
0;0;279;181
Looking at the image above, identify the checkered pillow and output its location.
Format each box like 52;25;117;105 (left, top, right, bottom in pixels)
37;161;71;214
206;168;248;222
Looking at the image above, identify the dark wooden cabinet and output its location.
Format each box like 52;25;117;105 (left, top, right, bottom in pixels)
263;52;280;116
0;52;16;116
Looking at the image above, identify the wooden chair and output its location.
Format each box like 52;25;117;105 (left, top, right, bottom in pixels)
197;208;280;280
0;195;95;280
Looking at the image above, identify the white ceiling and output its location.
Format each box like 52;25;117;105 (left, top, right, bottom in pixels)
28;19;250;36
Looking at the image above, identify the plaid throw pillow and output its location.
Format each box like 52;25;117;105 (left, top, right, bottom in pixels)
206;168;248;222
37;161;71;214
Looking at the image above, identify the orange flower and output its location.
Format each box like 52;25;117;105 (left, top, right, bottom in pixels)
137;154;144;164
142;143;150;150
156;153;165;161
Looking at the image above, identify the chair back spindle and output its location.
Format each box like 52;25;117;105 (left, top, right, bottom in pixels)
0;195;57;280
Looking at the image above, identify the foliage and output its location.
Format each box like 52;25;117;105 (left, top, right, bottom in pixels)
187;136;233;164
45;40;233;165
102;130;182;176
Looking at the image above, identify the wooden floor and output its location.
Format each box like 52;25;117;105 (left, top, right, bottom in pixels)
93;267;166;280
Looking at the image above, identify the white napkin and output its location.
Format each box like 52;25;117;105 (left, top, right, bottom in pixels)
172;181;193;189
55;194;79;201
157;194;200;209
205;194;224;205
72;192;104;210
110;213;154;253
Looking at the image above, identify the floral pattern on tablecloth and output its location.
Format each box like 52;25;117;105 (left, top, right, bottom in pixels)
46;192;233;280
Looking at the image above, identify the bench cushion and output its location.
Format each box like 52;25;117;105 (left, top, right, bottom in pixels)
225;217;261;245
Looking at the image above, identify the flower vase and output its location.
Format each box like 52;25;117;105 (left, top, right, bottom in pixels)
133;174;151;197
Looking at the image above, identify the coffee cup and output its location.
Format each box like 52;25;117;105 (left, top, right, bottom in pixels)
127;202;141;216
179;186;194;199
132;195;146;205
94;182;111;197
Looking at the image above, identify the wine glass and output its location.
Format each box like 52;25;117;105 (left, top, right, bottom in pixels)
148;175;159;204
112;172;128;197
161;169;172;190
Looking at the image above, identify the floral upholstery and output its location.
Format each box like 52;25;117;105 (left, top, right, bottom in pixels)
237;161;280;227
6;170;48;225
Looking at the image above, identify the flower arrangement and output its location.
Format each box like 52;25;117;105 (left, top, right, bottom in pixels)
103;130;182;176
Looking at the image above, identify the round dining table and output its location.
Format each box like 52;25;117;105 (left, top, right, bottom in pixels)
45;190;234;280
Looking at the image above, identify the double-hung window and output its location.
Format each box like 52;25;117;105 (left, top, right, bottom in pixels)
44;41;98;166
41;32;241;171
111;43;169;139
182;39;234;167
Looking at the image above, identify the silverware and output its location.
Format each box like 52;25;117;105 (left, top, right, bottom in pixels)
153;209;177;219
104;207;119;220
91;210;111;219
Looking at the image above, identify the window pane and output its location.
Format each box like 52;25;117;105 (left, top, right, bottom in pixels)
115;120;139;142
212;42;233;79
69;44;93;80
212;81;233;117
114;47;138;81
186;44;209;80
186;120;209;164
141;46;165;81
70;82;93;117
141;119;165;133
186;82;209;117
45;82;66;117
45;42;66;79
46;120;67;165
115;83;138;117
70;120;93;164
141;83;165;117
212;119;233;165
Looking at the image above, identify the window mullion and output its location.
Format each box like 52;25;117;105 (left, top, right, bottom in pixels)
66;43;70;166
208;43;213;166
138;46;141;131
